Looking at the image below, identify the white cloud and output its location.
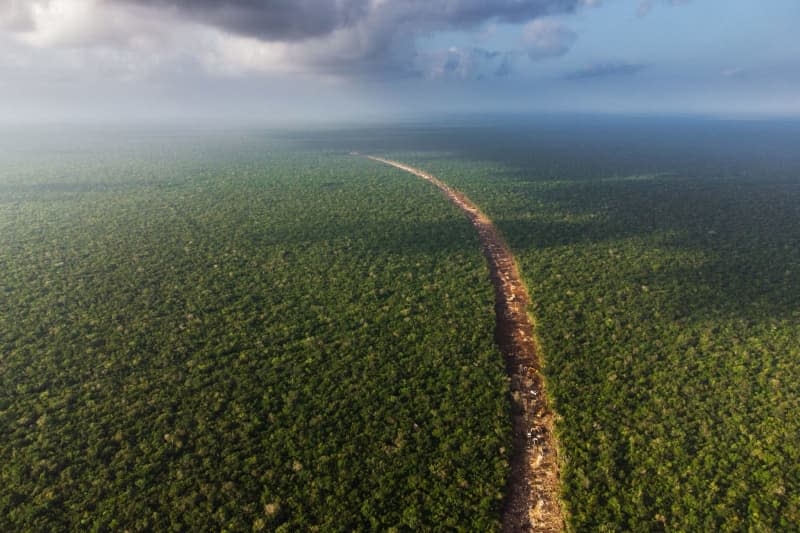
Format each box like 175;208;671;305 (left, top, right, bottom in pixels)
0;0;42;31
418;46;512;80
201;33;296;76
10;0;183;50
521;19;577;61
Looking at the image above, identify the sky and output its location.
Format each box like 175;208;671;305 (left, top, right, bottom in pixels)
0;0;799;123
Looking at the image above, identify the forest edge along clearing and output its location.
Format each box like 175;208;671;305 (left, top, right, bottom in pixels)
362;154;563;533
363;155;563;532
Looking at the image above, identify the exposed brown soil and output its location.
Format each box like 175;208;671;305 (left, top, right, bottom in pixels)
365;155;563;533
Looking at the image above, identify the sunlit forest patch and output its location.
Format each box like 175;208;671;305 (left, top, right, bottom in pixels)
0;134;510;531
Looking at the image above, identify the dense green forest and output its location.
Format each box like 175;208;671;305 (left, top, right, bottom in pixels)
0;133;510;531
4;119;800;532
393;134;800;531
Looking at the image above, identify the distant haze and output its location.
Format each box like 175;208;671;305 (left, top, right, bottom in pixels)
1;0;799;123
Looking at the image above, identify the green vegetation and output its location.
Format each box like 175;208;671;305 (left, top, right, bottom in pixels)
401;149;800;531
5;120;799;532
0;135;510;531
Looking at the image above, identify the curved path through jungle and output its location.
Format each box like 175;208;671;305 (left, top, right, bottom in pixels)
363;155;563;532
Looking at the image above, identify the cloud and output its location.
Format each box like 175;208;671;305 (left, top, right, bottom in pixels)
0;0;39;31
564;61;646;80
415;17;580;80
117;0;585;42
121;0;371;43
127;0;588;77
0;0;590;79
419;46;515;80
521;19;577;61
7;0;181;50
0;1;239;85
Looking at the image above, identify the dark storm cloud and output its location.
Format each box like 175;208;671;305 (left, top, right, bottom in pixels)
121;0;371;41
107;0;586;78
564;62;646;80
117;0;584;41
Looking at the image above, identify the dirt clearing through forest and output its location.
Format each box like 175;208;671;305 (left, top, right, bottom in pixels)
363;155;563;532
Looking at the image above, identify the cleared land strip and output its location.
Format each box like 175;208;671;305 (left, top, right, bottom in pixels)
364;155;563;532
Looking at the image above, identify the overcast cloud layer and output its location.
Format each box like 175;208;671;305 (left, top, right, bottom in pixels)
1;0;799;121
1;0;592;79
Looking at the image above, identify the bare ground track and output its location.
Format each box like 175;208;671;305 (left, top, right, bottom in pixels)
362;155;563;532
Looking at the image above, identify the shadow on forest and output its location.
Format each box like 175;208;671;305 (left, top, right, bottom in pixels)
301;117;800;326
493;176;800;249
296;116;800;182
493;175;800;325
